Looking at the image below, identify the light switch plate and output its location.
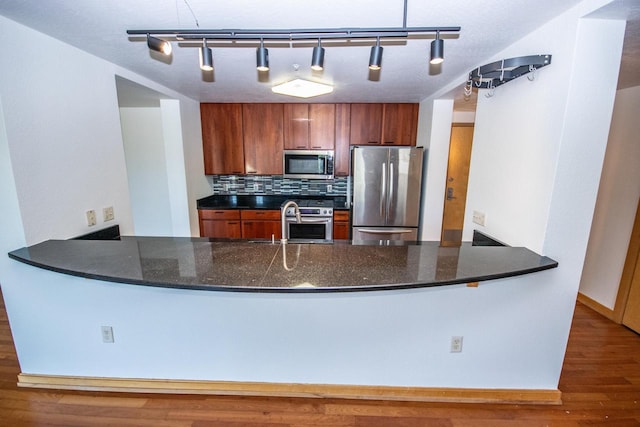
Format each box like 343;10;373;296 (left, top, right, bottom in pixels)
472;210;486;226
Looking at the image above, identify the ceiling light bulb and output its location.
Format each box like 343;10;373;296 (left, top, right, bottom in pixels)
311;40;325;71
256;40;269;71
430;32;444;65
147;34;172;56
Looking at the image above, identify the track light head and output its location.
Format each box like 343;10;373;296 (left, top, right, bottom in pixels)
311;40;325;71
199;39;213;71
369;38;383;70
430;32;444;65
147;34;172;55
256;40;269;71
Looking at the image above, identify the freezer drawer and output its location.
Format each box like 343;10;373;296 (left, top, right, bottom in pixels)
352;226;418;242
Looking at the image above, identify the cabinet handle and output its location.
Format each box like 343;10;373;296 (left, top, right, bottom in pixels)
367;141;378;144
232;171;243;174
311;145;322;149
296;145;306;149
383;141;395;144
246;171;257;174
228;222;239;225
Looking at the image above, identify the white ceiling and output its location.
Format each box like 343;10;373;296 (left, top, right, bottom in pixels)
1;0;638;107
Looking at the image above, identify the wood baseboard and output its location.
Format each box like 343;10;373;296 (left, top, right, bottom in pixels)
17;373;562;405
577;292;616;321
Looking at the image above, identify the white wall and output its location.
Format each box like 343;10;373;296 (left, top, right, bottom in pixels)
0;15;209;245
579;85;640;308
120;107;174;236
418;99;453;240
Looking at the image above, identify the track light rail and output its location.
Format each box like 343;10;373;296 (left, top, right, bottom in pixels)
127;26;460;42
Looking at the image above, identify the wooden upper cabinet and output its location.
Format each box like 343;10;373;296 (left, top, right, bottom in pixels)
284;104;309;149
309;104;335;150
200;103;245;174
381;103;418;146
284;104;335;150
349;103;418;146
334;103;351;176
242;104;284;175
349;103;383;145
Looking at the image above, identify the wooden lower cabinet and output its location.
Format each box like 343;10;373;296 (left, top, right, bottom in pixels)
198;209;242;238
241;210;282;240
333;210;350;240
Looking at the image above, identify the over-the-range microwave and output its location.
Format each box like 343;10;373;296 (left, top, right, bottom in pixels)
283;150;334;180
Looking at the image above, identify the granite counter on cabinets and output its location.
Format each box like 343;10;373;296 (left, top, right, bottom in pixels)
197;194;349;210
9;237;557;292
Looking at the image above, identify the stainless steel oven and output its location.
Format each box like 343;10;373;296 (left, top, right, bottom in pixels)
284;200;333;241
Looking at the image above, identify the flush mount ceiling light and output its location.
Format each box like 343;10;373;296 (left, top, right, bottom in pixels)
271;79;333;99
128;0;459;79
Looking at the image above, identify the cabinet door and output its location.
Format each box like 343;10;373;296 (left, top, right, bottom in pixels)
333;210;350;240
243;104;284;174
241;221;282;239
381;103;418;146
200;220;242;238
198;209;242;238
241;210;282;239
200;104;245;174
284;104;309;149
334;103;351;176
349;103;383;145
308;104;335;150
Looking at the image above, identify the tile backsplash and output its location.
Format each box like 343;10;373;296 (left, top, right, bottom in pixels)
208;175;350;196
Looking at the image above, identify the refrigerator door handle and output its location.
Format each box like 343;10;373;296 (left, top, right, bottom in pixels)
380;162;387;218
356;228;414;235
387;162;394;221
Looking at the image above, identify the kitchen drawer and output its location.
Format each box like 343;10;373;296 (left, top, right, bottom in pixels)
333;210;350;221
241;209;281;220
198;209;240;220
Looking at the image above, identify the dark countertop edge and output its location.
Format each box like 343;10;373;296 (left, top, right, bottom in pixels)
8;250;558;294
197;194;350;210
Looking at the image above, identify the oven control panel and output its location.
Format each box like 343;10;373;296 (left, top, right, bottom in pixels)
285;207;333;217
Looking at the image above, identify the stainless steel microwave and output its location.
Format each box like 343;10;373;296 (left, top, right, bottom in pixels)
283;150;334;179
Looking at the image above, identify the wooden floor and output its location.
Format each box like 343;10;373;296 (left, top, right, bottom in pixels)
1;289;639;426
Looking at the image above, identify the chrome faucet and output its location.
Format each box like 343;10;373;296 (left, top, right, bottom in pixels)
281;200;301;244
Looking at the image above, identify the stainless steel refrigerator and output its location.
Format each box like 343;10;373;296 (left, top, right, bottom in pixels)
351;146;424;242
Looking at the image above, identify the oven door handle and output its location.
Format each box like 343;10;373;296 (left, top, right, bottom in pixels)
294;217;332;223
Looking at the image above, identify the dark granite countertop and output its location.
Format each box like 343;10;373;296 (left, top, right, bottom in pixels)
8;237;557;293
197;194;349;210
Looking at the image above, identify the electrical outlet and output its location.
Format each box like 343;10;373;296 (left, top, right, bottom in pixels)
101;326;114;343
472;210;486;226
103;206;114;222
86;210;97;226
450;336;463;353
327;184;333;193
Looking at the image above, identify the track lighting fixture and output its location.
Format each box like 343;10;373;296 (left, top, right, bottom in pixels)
311;39;325;71
129;0;460;80
256;39;269;71
430;31;444;65
199;39;213;71
146;34;172;56
369;37;383;71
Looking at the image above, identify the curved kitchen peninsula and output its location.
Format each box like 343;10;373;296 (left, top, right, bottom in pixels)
6;236;562;404
9;237;557;292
